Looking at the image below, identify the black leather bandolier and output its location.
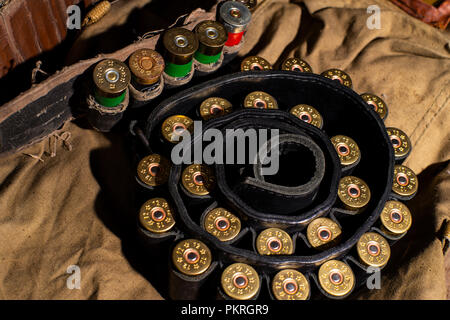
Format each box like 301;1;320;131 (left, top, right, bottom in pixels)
133;70;416;300
0;0;417;300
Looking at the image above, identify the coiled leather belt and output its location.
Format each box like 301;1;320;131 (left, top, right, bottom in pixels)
135;70;410;300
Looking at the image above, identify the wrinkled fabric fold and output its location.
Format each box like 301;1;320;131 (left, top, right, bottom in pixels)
0;0;448;299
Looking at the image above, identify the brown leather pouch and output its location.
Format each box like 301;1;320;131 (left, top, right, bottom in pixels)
390;0;450;29
0;0;97;79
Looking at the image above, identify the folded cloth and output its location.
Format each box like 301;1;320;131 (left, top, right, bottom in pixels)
0;0;448;299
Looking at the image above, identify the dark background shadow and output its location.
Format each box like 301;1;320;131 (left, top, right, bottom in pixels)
88;131;166;296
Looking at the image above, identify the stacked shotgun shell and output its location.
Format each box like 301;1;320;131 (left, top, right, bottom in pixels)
87;1;253;131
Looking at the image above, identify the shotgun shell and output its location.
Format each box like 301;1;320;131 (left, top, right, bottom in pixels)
290;104;323;129
281;58;313;73
241;56;272;71
380;200;412;235
199;97;233;120
321;69;352;88
194;20;227;65
93;59;131;107
232;0;257;12
172;239;212;276
137;154;170;187
256;228;293;255
386;127;412;161
203;207;241;242
162;27;198;78
338;176;371;211
306;217;342;250
272;269;309;300
361;93;388;120
128;49;164;86
161;115;194;143
272;269;310;300
219;1;251;47
221;263;260;300
392;165;418;198
331;135;361;167
318;260;355;297
357;232;391;268
181;164;216;196
244;91;278;109
139;198;175;233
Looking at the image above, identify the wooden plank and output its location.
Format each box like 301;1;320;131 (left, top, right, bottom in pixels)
27;0;61;51
49;0;69;40
7;2;41;62
0;17;16;78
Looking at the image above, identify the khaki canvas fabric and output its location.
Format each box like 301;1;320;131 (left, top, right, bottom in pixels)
0;0;449;299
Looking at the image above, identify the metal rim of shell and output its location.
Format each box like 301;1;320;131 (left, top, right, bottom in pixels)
161;115;194;143
272;269;310;300
386;127;411;160
338;176;371;210
256;228;293;255
320;69;352;88
181;164;216;196
232;0;257;12
306;217;342;249
244;91;278;109
318;260;355;297
137;154;170;187
203;207;241;242
199;97;233;120
219;1;252;29
241;56;272;72
331;135;361;167
289;104;323;128
195;20;228;48
361;93;388;120
139;198;175;233
357;232;391;268
281;57;313;73
129;49;165;85
380;200;412;235
172;239;212;276
93;59;131;95
221;263;260;300
163;27;199;63
392;165;418;197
